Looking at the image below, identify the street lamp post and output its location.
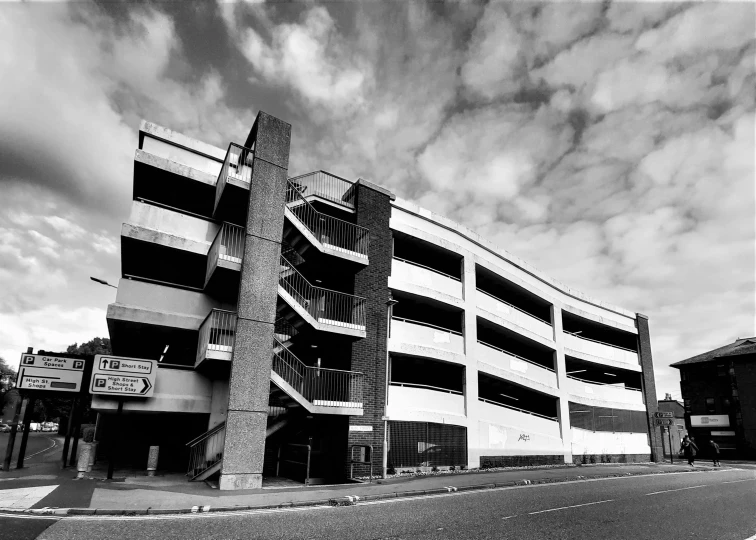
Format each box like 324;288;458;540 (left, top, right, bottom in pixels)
90;277;117;289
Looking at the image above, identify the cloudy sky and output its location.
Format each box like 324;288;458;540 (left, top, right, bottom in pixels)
0;1;753;399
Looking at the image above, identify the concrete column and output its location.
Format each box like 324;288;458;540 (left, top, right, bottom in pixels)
636;313;664;462
462;254;480;469
551;304;573;464
219;112;291;491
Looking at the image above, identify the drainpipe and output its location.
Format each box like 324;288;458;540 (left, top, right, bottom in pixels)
383;296;399;478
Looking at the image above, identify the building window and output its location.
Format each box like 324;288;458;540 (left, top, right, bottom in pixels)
684;399;691;412
705;398;716;414
681;371;687;381
717;364;726;377
721;397;731;410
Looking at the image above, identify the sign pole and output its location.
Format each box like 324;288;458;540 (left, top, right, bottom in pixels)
61;397;77;469
69;398;82;467
16;396;36;469
107;399;123;480
2;394;25;471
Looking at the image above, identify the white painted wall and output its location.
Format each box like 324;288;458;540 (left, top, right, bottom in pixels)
129;201;219;245
477;291;554;341
571;428;651;456
390;318;465;356
387;385;465;418
563;333;639;366
390;258;463;299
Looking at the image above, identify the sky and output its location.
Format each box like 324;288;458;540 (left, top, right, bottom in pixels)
0;1;754;401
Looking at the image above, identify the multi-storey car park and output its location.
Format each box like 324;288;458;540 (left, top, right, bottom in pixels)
93;111;664;490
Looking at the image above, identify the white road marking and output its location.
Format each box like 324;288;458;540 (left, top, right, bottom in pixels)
646;485;707;496
501;515;517;520
528;499;614;515
723;479;755;484
26;437;57;460
744;533;756;540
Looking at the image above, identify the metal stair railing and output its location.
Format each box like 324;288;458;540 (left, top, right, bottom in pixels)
186;422;225;480
285;180;369;257
279;252;366;330
272;337;364;408
288;171;356;209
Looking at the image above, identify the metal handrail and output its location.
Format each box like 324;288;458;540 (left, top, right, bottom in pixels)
185;422;225;447
566;374;641;391
186;422;226;479
393;257;462;282
478;397;558;421
477;340;556;372
564;331;637;353
391;316;463;336
196;309;237;365
286;180;369;257
272;337;364;406
389;381;463;395
288;170;356;209
279;253;366;329
215;143;254;214
476;288;551;325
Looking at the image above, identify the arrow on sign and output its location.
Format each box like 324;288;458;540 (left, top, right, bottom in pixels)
141;378;152;395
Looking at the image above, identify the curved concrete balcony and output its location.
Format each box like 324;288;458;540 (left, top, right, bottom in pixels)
278;254;366;338
285;181;369;265
389;318;465;359
563;333;639;366
477;398;561;439
476;341;557;391
213;143;254;225
477;290;553;341
386;383;465;420
195;309;237;375
566;377;645;408
389;258;463;304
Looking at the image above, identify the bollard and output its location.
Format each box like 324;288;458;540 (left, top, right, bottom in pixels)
146;446;159;477
77;443;93;479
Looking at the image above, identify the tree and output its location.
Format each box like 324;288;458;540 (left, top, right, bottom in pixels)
67;337;111;357
1;357;18;420
33;338;112;424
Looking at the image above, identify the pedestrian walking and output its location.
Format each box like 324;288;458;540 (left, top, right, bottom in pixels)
681;436;699;466
709;440;721;466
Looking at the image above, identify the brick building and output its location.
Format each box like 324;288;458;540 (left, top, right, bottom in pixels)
671;337;756;459
93;111;663;490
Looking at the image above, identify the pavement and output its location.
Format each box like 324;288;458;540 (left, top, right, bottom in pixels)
0;445;748;515
18;465;756;540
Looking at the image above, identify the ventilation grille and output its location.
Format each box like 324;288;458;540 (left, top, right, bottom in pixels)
388;421;467;468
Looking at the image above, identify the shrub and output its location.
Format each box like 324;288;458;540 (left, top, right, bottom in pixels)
415;468;422;474
79;423;96;439
581;453;588;465
431;466;438;472
589;454;597;464
387;466;396;475
82;427;96;443
449;465;455;472
461;465;467;471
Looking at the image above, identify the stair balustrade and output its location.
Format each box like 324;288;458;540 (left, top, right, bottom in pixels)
272;337;363;408
279;253;366;330
286;180;369;257
186;422;225;480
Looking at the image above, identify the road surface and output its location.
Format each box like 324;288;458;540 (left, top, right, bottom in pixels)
8;466;754;540
0;432;60;466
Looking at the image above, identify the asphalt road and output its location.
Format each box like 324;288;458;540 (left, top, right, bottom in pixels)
0;432;60;466
11;467;753;540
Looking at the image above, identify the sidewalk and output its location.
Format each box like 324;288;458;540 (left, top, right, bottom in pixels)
0;459;730;515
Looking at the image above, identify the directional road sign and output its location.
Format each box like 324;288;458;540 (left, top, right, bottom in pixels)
654;418;675;427
90;355;157;398
16;354;85;393
653;412;674;419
